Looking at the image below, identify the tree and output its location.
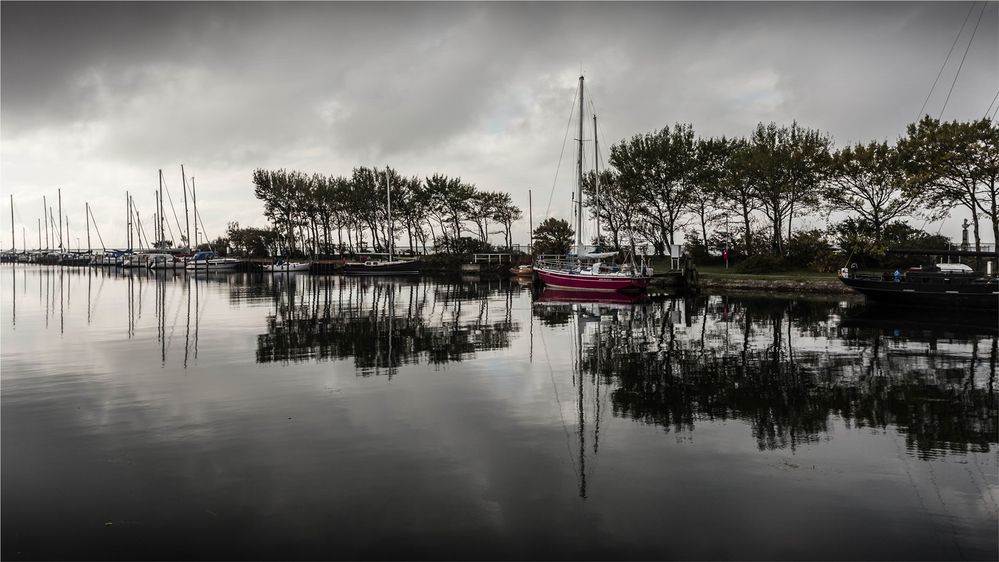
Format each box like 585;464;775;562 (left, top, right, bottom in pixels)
899;117;999;254
744;122;831;256
687;136;730;254
533;217;574;255
610;123;697;255
490;192;523;249
825;141;920;244
719;138;760;254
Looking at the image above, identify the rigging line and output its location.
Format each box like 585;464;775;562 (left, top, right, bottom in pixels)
984;88;999;118
160;177;185;243
917;1;977;121
939;1;988;120
87;205;106;250
990;102;999;122
545;84;580;219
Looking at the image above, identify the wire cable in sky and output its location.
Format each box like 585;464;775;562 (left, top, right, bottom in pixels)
939;1;988;120
916;1;976;121
984;88;999;119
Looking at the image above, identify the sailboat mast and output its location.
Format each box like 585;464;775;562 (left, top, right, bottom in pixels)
528;189;533;255
57;188;63;249
575;75;584;254
86;202;91;252
126;191;131;250
191;177;198;248
182;165;190;249
158;170;165;246
9;194;14;252
386;169;393;262
43;196;49;251
593;114;600;246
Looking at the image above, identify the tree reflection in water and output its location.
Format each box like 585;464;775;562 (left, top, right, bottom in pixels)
255;275;520;376
536;293;997;460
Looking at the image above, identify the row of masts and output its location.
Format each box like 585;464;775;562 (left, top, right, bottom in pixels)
7;166;206;253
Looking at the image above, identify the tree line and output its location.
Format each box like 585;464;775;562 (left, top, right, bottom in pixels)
231;116;996;271
575;116;997;270
230;166;521;257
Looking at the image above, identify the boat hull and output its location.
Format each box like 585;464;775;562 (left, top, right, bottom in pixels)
840;277;998;309
535;267;649;293
341;260;421;275
263;263;311;272
186;260;240;271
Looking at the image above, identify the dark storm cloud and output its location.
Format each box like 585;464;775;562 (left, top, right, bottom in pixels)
2;2;996;246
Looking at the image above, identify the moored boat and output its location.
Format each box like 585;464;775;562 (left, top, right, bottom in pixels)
341;170;421;276
185;251;240;271
533;76;652;294
342;258;420;275
510;264;534;277
263;260;311;273
839;263;998;309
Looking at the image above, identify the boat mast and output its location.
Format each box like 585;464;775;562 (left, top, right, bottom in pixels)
191;177;198;248
593;113;600;247
528;189;533;255
126;191;132;251
86;202;91;253
9;194;14;252
158;170;165;247
182;165;190;249
43;196;48;251
575;75;584;255
386;169;393;262
37;218;41;251
57;188;63;249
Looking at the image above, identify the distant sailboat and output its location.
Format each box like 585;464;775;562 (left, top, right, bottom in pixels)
342;170;421;275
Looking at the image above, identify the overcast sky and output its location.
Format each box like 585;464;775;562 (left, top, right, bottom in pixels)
2;1;997;250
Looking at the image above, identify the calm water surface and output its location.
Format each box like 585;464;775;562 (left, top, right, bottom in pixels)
2;266;997;560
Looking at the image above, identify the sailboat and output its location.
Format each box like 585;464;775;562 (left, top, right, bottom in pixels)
534;76;652;294
342;170;421;275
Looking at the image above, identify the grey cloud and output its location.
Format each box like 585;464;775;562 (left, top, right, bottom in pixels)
2;2;996;246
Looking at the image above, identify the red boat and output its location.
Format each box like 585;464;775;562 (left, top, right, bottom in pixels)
535;262;650;293
533;75;652;295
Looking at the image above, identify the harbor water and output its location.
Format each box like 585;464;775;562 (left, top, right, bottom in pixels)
2;267;996;560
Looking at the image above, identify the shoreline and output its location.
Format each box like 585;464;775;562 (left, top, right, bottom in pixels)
696;274;855;294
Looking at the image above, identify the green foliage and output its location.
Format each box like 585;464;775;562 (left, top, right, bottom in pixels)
533;217;574;255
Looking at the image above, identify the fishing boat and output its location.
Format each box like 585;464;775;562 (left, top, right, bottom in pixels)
341;171;421;275
534;76;652;294
263;259;311;273
839;263;998;309
185;251;240;271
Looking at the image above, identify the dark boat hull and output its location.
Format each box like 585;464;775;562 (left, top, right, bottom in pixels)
839;277;998;309
341;260;421;275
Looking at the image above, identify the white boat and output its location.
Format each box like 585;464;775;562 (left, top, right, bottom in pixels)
148;254;187;270
263;260;311;273
121;252;156;268
185;251;240;271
